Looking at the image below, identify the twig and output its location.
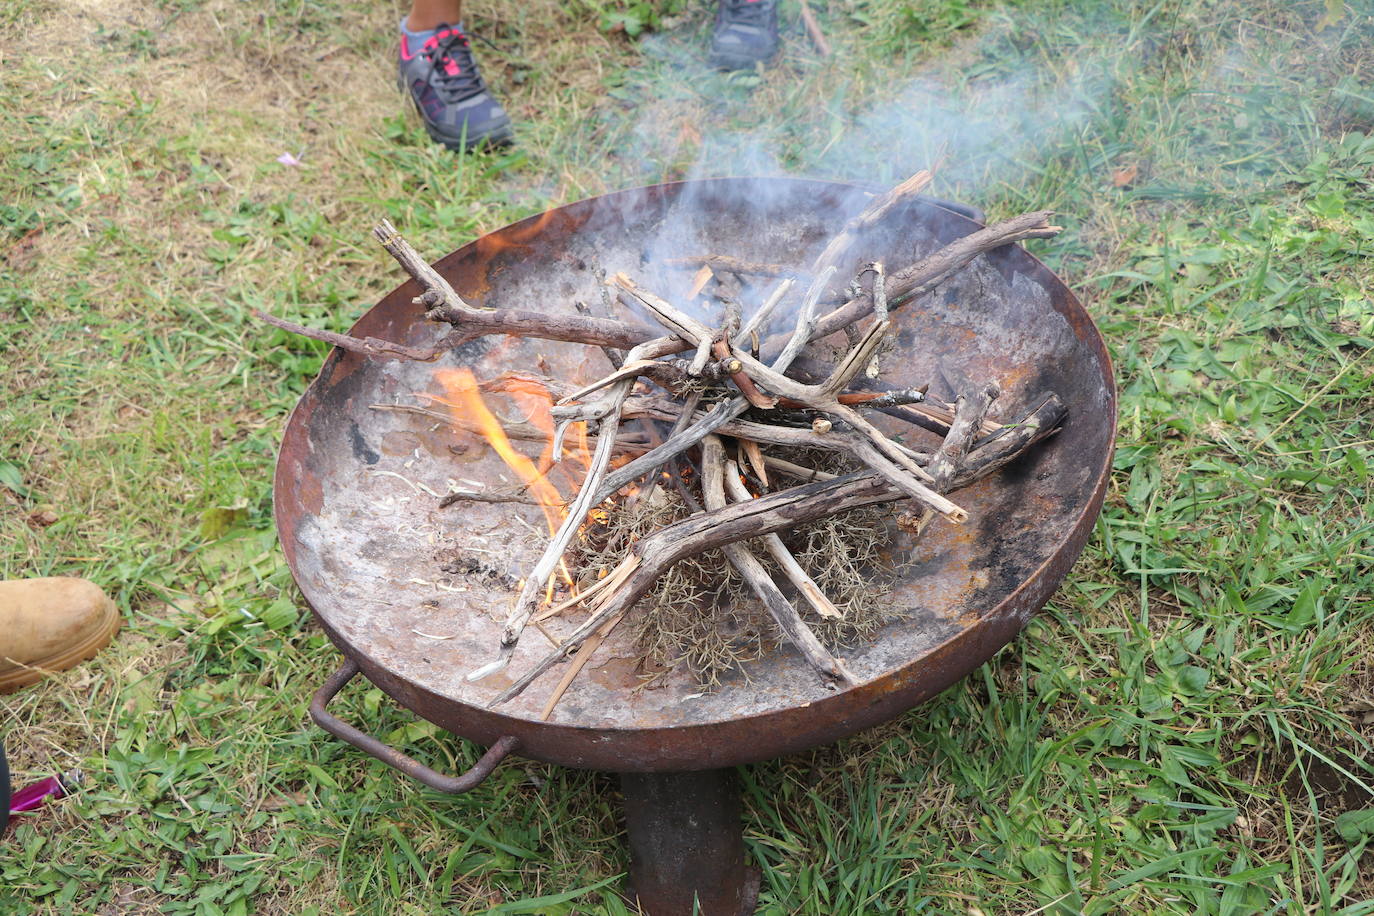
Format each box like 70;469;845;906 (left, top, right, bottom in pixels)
370;402;650;454
610;272;774;412
840;432;960;517
771;266;837;374
573;300;625;369
664;255;811;280
254;310;457;361
533;574;618;623
591;396;751;504
726;349;967;521
701;438;852;683
634;390;702;508
818;317;889;397
762;456;838;483
927;381;1001;485
687;265;715;299
738;277;795;340
359;212;1058;364
869;262;888;322
762;210;1062;361
784;355;998;436
798;0;831;56
439;488;540;508
375;220;662;353
374;219;480;314
534;554;644;718
711;339;776;409
946;394;1066;488
809;171;932;278
610;272;714;345
722;461;842;619
558;359;665;404
473;342;653;680
489;397;1063;707
739;439;769;487
538;609;627;720
903;381;1002;536
584;260;876;505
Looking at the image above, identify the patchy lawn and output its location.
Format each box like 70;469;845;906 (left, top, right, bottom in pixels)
2;0;1373;912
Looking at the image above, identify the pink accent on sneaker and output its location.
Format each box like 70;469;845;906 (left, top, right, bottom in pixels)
400;35;420;61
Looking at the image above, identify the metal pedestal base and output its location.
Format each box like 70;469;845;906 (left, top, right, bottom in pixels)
621;770;760;915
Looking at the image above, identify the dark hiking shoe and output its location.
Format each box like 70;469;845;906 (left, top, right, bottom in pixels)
709;0;779;70
398;23;513;151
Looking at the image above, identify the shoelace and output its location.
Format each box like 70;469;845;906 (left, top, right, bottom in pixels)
720;0;774;27
425;25;488;101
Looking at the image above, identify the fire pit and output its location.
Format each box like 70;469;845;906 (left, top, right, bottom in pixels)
273;178;1115;914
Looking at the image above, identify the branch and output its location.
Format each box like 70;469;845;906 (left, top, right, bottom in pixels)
701;439;852;684
722;461;843;620
254;309;459;361
471;342;656;680
808;171;933;277
763;210;1061;360
356;212;1059;363
927;381;1001;485
726;349;967;522
771;266;837;374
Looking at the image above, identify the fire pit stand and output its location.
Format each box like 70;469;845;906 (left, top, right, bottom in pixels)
275;178;1115;916
620;770;758;914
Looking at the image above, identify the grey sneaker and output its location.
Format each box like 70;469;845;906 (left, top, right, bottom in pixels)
398;23;513;150
709;0;780;70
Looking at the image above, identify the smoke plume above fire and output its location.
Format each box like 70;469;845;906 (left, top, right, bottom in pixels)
562;1;1360;214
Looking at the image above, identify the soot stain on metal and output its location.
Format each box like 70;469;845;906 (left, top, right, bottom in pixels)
348;422;380;465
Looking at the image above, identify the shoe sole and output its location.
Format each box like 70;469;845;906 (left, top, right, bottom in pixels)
709;49;778;71
0;596;121;694
425;120;515;152
395;69;516;152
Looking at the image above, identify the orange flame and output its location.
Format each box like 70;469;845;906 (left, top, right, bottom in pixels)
474;207;562;258
435;368;567;535
477;372;591;485
435;368;590;594
478;373;557;472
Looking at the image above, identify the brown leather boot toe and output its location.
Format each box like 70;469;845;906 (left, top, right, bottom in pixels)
0;577;120;693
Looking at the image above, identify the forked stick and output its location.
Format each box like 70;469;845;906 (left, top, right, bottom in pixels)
702;438;852;683
722;461;843;620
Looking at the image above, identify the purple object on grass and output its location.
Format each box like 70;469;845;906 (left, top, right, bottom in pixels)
9;769;81;814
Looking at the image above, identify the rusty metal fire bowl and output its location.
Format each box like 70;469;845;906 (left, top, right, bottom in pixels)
275;177;1115;914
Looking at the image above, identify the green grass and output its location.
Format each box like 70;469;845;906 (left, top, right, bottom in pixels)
3;0;1374;912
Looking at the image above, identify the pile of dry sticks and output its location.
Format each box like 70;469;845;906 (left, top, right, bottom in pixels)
258;170;1069;713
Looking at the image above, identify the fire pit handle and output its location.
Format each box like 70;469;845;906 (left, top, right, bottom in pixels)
309;659;519;793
